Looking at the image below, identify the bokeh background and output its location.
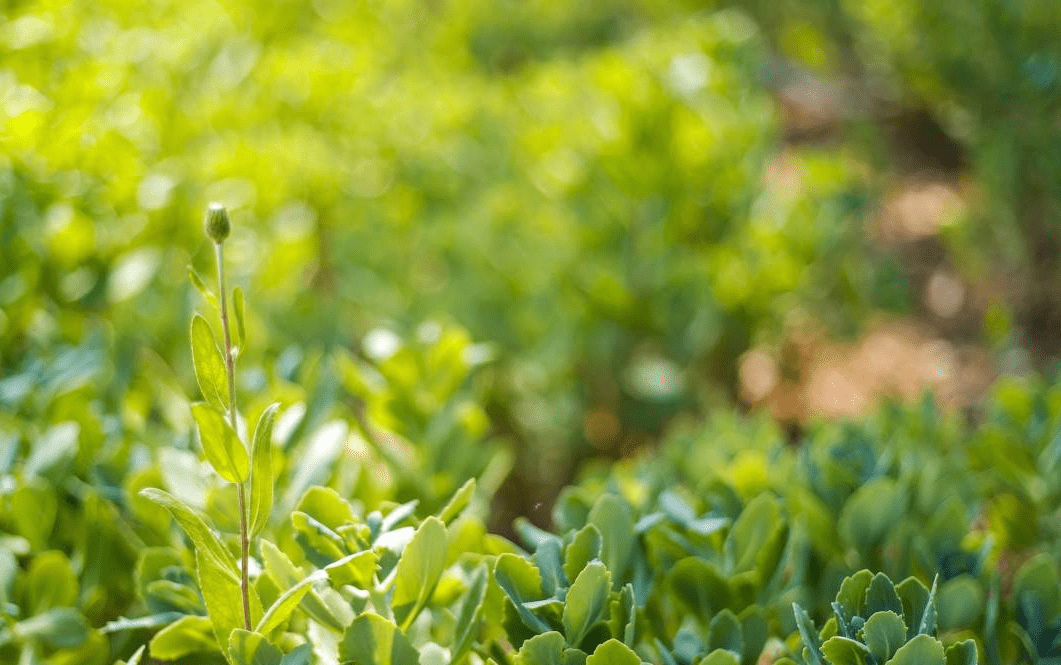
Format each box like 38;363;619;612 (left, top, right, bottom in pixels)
2;0;1060;531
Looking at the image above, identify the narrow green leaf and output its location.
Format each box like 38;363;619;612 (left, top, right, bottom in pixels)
229;629;283;665
391;516;448;631
191;314;229;410
563;561;611;648
452;565;489;664
233;286;247;351
189;266;219;310
255;571;322;636
586;639;641;665
139;488;238;582
193;402;249;484
259;540;344;631
793;603;823;665
437;478;476;524
249;403;280;537
338;613;419;665
149;615;216;660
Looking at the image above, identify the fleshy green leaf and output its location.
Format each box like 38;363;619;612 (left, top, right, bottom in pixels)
25;550;77;613
138;488;238;581
249;403;280;536
495;553;551;634
708;609;743;656
944;639;977;665
563;561;611;648
338;613;420;665
228;629;283;665
149;615;216;660
564;525;602;584
233;286;247;350
886;634;945;665
821;636;871;665
863;611;907;663
586;639;641;665
517;631;565;665
866;573;903;616
391;516;448;630
191;314;229;410
587;494;635;585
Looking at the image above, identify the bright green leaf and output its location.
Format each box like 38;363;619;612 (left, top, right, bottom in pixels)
563;561;611;648
564;525;601;584
338;613;419;665
886;634;945;665
586;639;641;665
249;403;280;537
149;615;216;660
139;488;238;581
192;402;249;484
233;286;247;350
391;516;448;631
229;629;283;665
821;636;871;665
191;314;229;410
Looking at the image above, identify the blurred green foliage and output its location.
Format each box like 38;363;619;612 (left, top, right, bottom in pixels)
0;0;907;508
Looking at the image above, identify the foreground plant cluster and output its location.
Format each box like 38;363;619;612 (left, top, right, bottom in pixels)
1;210;1059;665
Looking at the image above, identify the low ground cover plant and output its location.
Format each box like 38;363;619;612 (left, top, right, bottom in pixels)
1;208;1058;664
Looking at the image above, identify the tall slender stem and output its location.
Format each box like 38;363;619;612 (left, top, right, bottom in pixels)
216;241;252;631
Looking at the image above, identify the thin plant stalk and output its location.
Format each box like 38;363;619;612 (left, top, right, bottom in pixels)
214;236;252;631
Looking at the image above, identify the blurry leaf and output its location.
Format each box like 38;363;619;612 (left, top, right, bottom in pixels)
708;609;743;656
13;607;90;649
189;267;219;311
192;402;249;484
391;516;447;630
338;613;419;665
233;286;247;351
936;576;983;631
669;558;729;617
25;550;77;613
23;421;79;482
944;640;977;665
249;403;280;537
149;615;216;660
191;314;229;410
438;478;476;524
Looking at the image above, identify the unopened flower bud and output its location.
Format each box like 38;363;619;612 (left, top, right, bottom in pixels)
204;203;231;243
